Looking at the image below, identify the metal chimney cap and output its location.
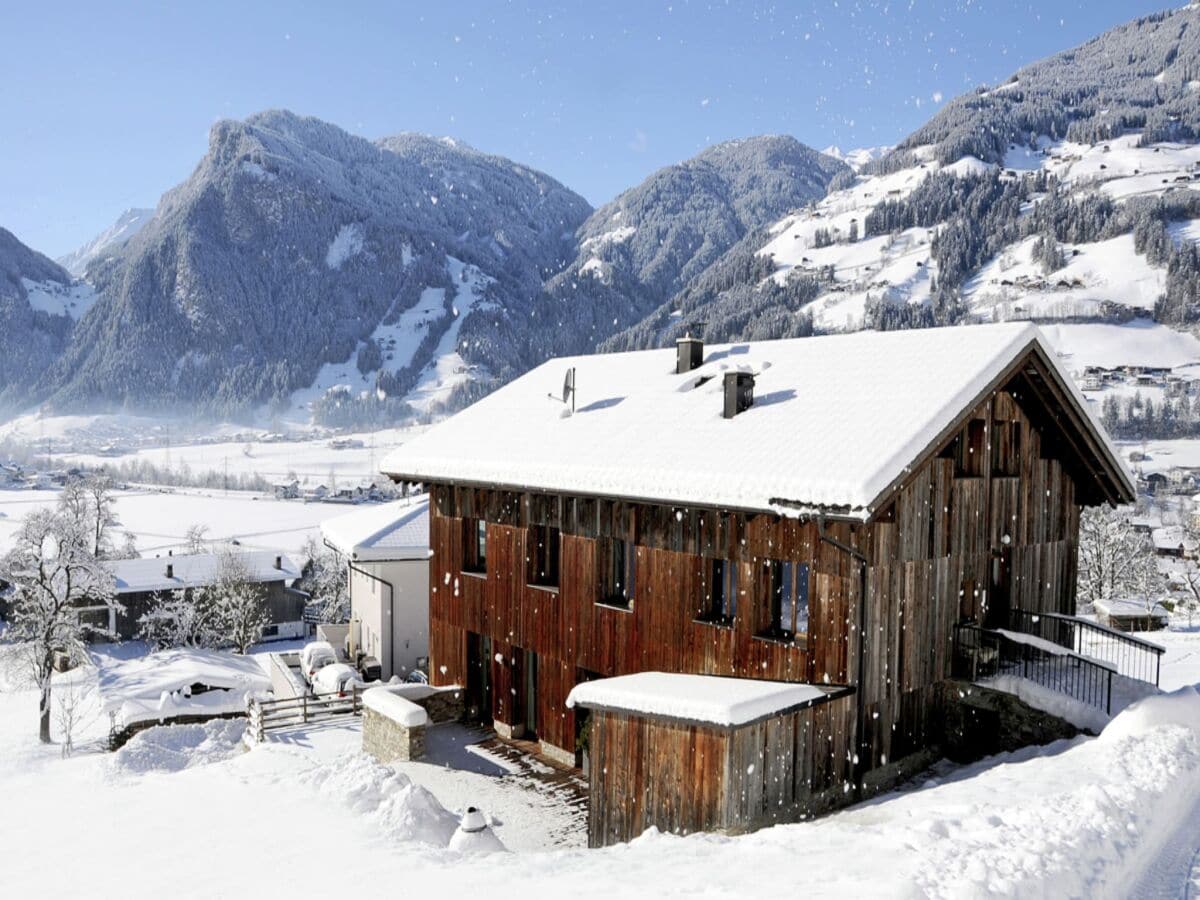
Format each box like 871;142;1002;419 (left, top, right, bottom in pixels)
460;807;488;833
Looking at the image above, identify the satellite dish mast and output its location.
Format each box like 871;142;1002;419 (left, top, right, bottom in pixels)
549;367;576;413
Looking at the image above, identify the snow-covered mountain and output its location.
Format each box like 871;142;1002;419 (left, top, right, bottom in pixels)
0;228;78;411
29;111;591;422
821;145;890;172
57;207;154;277
9;5;1200;429
531;135;847;359
604;3;1200;379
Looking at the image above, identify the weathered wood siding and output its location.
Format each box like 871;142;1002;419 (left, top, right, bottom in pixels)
588;694;856;846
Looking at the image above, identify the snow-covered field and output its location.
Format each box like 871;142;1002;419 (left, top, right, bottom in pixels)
52;425;420;486
1;637;1198;898
0;486;340;557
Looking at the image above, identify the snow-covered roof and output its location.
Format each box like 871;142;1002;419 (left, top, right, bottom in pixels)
319;496;430;561
107;550;302;595
1151;526;1196;552
95;648;271;713
565;672;837;726
1094;598;1170;620
382;323;1133;519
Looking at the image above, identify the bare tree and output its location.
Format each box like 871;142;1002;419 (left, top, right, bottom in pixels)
57;473;118;558
54;675;83;758
84;474;116;558
184;524;211;555
2;508;118;742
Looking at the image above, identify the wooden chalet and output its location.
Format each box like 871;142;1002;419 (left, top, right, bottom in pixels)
382;323;1138;847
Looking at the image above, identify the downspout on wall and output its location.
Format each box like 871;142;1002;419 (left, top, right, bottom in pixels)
325;538;396;676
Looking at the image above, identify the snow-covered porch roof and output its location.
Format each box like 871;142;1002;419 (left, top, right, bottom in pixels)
565;671;851;728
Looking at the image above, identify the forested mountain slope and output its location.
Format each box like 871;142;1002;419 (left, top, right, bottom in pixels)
604;4;1200;355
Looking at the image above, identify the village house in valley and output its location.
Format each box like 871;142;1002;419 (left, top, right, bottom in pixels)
320;496;432;680
90;550;308;641
381;322;1138;847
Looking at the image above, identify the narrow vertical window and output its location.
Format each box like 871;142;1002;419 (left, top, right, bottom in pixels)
763;561;809;639
463;518;487;574
701;558;737;625
527;524;560;588
599;538;635;609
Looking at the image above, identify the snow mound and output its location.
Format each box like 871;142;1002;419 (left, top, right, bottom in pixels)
1100;685;1200;744
111;720;246;775
299;753;459;846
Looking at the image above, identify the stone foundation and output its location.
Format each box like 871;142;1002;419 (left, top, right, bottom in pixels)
362;706;426;762
539;739;576;768
938;679;1081;763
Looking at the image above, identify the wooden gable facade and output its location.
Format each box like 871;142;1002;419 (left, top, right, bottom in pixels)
416;342;1130;789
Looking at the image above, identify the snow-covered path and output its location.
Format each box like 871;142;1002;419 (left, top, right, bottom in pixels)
1127;798;1200;899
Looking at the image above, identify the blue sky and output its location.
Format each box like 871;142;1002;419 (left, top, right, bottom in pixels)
0;0;1169;258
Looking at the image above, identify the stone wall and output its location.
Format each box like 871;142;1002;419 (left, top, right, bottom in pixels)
362;706;426;762
421;685;464;724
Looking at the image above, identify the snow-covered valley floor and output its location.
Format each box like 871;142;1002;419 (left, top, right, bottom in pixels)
1;637;1200;898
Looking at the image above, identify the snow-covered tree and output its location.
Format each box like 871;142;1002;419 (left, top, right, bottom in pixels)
297;536;350;624
211;552;268;654
1076;506;1157;609
138;589;223;650
1;508;118;742
138;551;268;653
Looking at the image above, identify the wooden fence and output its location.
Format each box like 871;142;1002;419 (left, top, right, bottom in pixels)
247;686;364;742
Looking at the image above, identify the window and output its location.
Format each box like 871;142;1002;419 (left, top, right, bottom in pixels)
762;560;809;640
463;518;487;574
598;538;636;609
698;558;738;625
527;525;560;588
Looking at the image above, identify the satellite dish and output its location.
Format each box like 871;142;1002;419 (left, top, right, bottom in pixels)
549;367;576;412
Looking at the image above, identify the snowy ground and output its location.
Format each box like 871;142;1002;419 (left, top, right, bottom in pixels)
0;634;1198;898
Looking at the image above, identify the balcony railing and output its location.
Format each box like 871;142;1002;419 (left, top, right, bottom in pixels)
1007;608;1164;687
953;623;1115;714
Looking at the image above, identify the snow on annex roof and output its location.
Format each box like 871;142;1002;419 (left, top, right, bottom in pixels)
565;672;836;727
107;550;302;595
320;496;431;561
382;323;1134;520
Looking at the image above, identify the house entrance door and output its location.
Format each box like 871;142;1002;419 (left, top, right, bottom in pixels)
985;547;1013;629
466;633;494;723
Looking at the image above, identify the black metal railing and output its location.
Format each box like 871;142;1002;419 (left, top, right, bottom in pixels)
953;623;1114;714
1007;609;1165;687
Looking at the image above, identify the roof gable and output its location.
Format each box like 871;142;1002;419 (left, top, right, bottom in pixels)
320;497;431;561
382;324;1133;519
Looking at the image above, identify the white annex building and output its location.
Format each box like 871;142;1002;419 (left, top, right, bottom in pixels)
320;496;431;681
